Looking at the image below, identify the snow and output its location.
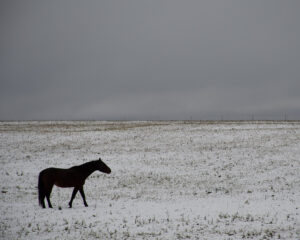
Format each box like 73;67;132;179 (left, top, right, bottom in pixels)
0;121;299;239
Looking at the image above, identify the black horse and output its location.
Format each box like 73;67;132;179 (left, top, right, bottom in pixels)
38;158;111;208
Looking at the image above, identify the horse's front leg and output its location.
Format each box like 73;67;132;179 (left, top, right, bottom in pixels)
79;186;88;207
69;188;78;208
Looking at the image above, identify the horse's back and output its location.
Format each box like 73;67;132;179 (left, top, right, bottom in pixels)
40;167;64;177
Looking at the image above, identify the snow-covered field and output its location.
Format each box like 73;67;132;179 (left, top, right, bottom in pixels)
0;121;299;239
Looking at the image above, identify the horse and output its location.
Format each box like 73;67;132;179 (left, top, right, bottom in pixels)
38;158;111;208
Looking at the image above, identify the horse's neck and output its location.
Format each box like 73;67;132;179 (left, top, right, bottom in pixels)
80;162;98;179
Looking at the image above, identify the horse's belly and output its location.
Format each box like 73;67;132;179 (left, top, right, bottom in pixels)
54;178;84;188
54;178;80;187
54;180;75;188
51;169;84;187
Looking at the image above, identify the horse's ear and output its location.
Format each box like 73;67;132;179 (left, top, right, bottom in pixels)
98;157;102;161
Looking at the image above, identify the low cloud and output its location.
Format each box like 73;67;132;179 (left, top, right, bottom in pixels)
1;1;299;120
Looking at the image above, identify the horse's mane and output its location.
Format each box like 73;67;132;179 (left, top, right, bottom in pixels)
70;160;97;170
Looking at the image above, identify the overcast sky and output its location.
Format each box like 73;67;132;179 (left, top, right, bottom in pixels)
1;1;299;120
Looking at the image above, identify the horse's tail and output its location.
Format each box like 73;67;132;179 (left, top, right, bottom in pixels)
38;171;45;207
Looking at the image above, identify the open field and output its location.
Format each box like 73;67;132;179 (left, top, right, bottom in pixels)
0;121;299;239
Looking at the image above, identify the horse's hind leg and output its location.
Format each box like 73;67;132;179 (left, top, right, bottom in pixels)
46;195;53;208
41;195;46;208
79;186;88;207
45;184;54;208
69;188;78;208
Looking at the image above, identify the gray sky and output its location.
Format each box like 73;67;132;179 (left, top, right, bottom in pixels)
1;0;299;120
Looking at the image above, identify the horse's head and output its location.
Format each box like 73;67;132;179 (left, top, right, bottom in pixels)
97;158;111;174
